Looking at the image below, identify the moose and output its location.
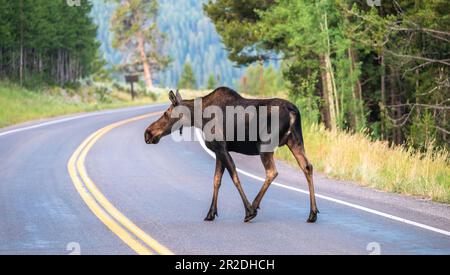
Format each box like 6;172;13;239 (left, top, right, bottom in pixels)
144;87;318;223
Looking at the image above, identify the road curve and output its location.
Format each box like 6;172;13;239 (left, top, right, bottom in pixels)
0;103;449;255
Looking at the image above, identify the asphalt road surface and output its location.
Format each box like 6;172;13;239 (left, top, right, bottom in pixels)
0;104;449;255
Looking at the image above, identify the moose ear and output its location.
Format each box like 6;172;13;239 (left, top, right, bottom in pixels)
169;90;179;106
175;89;183;102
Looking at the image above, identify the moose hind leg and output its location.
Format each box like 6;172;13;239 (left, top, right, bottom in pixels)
205;157;225;221
287;139;319;223
252;152;278;210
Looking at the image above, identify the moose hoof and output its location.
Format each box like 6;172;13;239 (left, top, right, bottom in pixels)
204;211;218;221
307;210;318;223
244;207;257;223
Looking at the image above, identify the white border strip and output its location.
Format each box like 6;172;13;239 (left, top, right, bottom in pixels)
0;104;167;138
194;128;450;237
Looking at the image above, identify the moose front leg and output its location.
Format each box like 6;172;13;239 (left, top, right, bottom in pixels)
205;157;225;221
219;151;257;222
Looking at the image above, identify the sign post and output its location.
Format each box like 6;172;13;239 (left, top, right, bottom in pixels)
125;74;139;101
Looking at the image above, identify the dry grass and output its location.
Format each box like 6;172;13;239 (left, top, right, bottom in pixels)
275;123;450;203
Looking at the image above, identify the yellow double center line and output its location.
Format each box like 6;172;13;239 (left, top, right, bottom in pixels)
67;111;174;255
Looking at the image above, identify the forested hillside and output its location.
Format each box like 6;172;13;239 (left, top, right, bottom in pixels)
91;0;245;88
0;0;99;87
91;0;121;68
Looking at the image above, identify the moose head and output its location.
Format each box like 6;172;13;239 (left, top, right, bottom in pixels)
144;90;185;144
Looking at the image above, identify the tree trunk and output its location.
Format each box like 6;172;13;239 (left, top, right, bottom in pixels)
394;68;405;145
315;71;330;127
137;33;153;90
320;54;337;131
321;12;339;130
348;46;365;130
386;66;403;145
380;50;386;139
19;0;24;86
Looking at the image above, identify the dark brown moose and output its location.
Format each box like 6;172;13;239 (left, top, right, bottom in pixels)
144;87;318;223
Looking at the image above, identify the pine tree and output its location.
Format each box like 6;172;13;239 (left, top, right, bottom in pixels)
203;0;275;64
206;74;217;89
178;62;197;89
0;0;99;87
109;0;169;90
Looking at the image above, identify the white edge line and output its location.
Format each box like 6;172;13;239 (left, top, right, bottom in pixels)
0;104;167;138
194;128;450;237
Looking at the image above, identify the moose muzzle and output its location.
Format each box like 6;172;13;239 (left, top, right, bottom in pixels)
144;130;159;144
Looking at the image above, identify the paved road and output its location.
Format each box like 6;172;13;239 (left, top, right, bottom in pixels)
0;104;449;254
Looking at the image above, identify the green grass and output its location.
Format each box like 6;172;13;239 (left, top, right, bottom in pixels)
275;123;450;203
0;82;161;128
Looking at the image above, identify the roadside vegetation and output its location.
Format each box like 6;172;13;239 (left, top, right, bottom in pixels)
237;65;449;203
0;81;161;128
235;57;449;203
276;124;450;204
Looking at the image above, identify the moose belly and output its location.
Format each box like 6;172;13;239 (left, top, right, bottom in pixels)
226;141;260;155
